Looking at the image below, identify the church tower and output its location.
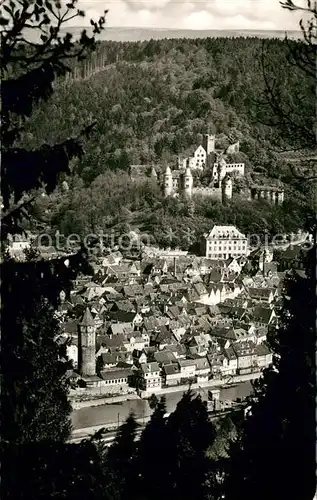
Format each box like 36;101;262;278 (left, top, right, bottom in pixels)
164;166;173;197
78;307;96;377
184;167;193;198
203;134;216;155
222;175;232;203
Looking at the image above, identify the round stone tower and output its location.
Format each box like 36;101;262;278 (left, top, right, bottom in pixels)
164;165;173;197
184;167;193;197
217;156;227;186
78;307;96;377
222;175;233;202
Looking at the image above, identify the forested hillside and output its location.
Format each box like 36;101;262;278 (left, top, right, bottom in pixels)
20;36;315;245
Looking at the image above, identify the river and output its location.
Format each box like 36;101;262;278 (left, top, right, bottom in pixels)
71;381;253;430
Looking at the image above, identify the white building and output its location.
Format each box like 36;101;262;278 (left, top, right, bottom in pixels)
139;362;162;392
203;225;249;260
178;359;196;379
212;162;245;180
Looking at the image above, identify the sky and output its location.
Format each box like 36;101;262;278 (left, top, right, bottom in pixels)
66;0;307;31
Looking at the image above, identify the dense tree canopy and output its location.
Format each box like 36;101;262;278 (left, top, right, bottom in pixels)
18;29;314;247
1;1;106;498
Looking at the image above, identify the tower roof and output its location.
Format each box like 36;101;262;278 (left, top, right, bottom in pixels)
165;165;172;176
80;307;95;327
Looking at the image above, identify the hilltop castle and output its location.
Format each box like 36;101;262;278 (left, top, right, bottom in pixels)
129;132;285;205
163;165;233;202
180;133;244;178
162;133;243;202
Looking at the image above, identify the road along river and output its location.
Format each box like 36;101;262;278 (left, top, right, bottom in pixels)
71;380;253;432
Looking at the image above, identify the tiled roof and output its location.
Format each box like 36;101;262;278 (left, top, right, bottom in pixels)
163;363;180;376
140;362;160;374
232;340;257;357
100;368;132;381
178;358;196;367
256;343;271;356
109;323;134;336
252;306;274;324
154;350;176;364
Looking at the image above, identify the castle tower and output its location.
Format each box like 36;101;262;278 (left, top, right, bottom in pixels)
184;167;193;198
164;165;173;197
217;156;227;186
78;307;96;376
222;175;232;202
203;134;216;155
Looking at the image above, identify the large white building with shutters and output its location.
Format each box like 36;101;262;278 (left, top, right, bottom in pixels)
203;225;249;260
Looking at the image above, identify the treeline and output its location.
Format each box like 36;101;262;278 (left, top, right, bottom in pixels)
20;36;313;184
31;170;313;250
20;35;314;244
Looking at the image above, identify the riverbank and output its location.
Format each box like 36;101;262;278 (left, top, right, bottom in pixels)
71;371;261;410
71;393;139;410
71;379;254;434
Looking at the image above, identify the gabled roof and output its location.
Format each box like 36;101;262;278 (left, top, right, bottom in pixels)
247;287;275;299
252;306;274;324
200;258;226;269
263;262;278;275
256;342;272;356
163;363;180;376
109;323;135;336
166;306;180;320
151;326;173;344
207;269;224;284
209;326;236;341
281;244;306;260
100;353;117;365
69;294;85;306
194;357;210;370
186;289;200;302
123;285;144;297
193;282;208;296
109;311;140;323
206;225;247;240
232;340;257;357
140;362;160;374
154;350;176;365
168;344;187;357
207;356;224;369
97;334;125;349
100;368;132;381
224;346;237;360
178;358;196;367
62;321;78;335
110;299;135;311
